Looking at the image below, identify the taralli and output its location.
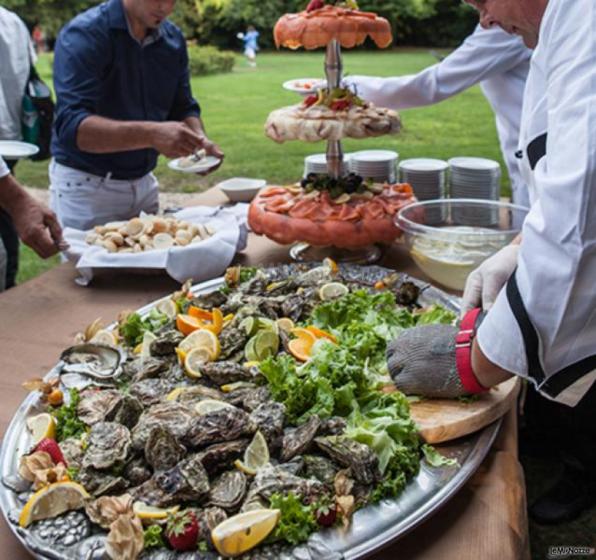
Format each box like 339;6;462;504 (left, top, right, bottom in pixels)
85;215;216;254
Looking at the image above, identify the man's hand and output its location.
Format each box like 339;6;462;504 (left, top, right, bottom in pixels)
150;122;209;158
386;324;468;398
460;243;519;317
197;136;224;175
7;192;65;258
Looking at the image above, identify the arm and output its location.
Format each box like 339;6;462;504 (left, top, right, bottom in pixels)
0;160;64;258
347;25;531;110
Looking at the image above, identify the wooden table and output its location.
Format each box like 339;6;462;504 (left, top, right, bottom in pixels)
0;187;530;559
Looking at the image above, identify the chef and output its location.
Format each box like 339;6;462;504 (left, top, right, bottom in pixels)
345;24;532;207
49;0;223;231
387;0;596;524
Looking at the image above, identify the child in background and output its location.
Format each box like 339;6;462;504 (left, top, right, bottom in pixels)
238;26;260;67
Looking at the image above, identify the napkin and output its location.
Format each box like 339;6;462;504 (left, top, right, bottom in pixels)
63;205;249;286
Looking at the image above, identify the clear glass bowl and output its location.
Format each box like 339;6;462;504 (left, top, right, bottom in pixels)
396;198;529;291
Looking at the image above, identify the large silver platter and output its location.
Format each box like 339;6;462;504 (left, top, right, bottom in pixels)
0;264;501;560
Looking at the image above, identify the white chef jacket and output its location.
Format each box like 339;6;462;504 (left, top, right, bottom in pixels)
0;7;36;141
346;25;531;207
0;156;9;179
477;0;596;407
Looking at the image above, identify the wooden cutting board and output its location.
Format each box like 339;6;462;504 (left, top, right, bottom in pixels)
409;377;521;444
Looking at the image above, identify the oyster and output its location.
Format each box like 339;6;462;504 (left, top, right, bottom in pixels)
250;402;285;444
395;280;420;306
191;290;227;310
154;454;210;505
315;436;381;485
176;385;226;406
303;455;338;487
209;470;247;511
243;464;324;506
77;390;122;426
123;356;170;383
129;378;174;407
106;395;143;429
60;344;122;379
150;330;183;356
280;293;308;322
200;361;255;385
280;415;321;462
131;402;195;450
319;416;347;436
78;467;128;497
60;437;85;469
145;426;186;471
242;386;271;412
123;456;152;487
197;439;248;475
82;422;131;470
185;406;256;448
218;328;249;361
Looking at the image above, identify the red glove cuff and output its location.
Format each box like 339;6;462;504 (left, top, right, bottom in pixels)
455;308;489;394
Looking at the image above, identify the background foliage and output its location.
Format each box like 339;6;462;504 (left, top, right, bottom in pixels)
4;0;477;48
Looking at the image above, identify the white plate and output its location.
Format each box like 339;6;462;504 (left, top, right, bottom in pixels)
448;157;500;171
168;155;221;174
283;78;326;95
0;140;39;160
351;150;399;163
399;158;449;172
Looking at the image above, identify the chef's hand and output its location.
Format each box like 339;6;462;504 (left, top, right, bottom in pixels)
386;324;471;398
150;122;207;158
460;244;519;318
9;193;66;258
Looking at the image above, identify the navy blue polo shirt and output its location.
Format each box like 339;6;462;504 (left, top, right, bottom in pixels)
51;0;200;179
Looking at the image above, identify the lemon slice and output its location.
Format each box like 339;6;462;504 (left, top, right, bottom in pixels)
221;381;257;393
140;331;157;359
234;431;269;476
89;329;118;346
19;481;90;527
26;413;56;444
133;502;179;520
155;298;177;319
194;399;235;415
211;509;280;557
184;347;213;379
275;318;295;333
318;282;349;301
178;329;220;359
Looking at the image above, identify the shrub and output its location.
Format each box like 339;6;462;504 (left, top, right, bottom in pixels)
187;45;236;76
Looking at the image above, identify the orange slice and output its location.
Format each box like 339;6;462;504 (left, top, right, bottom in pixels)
288;338;313;362
306;326;337;344
176;314;203;336
188;306;213;321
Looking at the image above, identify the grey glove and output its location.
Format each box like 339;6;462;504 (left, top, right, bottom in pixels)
386;324;470;398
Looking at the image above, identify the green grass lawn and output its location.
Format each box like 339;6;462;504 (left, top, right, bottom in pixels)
16;48;507;282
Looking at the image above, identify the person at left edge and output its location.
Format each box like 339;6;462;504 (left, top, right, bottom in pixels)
50;0;224;231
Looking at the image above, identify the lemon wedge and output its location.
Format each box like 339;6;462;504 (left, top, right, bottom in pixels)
155;298;177;319
26;413;56;444
234;431;269;476
275;318;295;333
194;399;235;415
19;481;90;527
211;509;280;557
89;329;118;346
133;502;179;520
166;387;186;401
184;347;213;379
140;331;157;359
318;282;349;301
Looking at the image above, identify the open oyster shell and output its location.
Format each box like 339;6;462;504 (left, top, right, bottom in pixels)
60;344;123;379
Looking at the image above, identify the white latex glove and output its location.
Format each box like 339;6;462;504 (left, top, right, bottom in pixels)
461;244;519;317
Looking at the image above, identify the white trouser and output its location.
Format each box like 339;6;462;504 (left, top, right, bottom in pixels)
48;159;159;231
0;238;6;292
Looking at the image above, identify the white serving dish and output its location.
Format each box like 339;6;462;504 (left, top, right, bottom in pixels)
0;140;39;160
217;177;266;202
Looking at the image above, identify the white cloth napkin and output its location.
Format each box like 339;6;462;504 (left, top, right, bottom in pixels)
63;205;249;286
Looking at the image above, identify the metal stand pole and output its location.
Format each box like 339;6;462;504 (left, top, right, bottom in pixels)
325;40;344;179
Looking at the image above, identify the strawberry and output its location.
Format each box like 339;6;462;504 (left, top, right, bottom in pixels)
316;502;337;527
166;511;199;551
34;438;67;466
306;0;325;12
330;99;351;111
303;94;319;107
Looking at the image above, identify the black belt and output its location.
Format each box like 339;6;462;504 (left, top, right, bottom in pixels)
55;158;141;181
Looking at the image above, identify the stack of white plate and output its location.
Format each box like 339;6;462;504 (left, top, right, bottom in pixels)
349;150;398;183
449;157;501;226
399;158;449;224
304;153;352;177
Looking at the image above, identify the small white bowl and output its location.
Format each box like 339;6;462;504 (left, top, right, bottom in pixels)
217;177;266;202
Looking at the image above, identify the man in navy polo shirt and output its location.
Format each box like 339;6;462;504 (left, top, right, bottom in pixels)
49;0;224;230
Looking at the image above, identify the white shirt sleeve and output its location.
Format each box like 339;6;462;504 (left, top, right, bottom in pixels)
345;25;530;110
477;0;596;407
0;157;9;179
